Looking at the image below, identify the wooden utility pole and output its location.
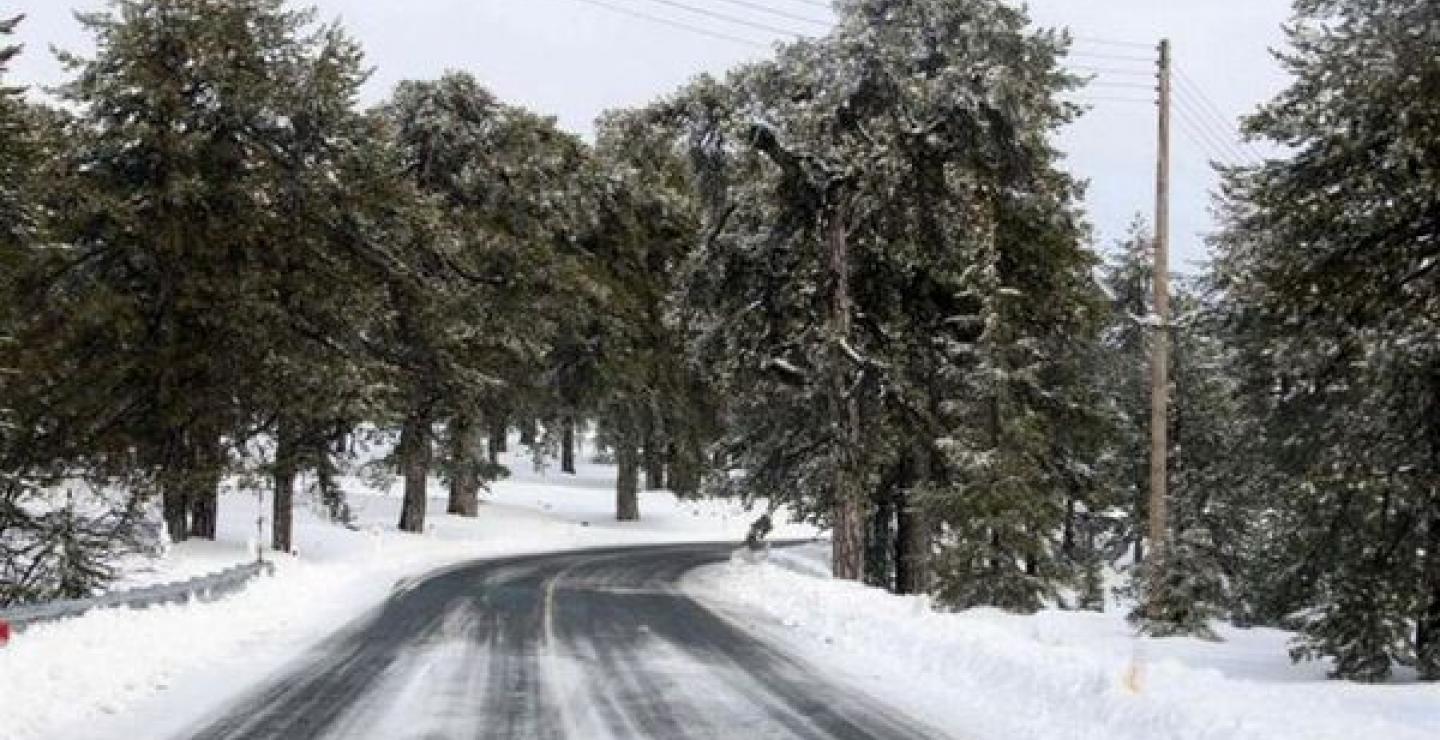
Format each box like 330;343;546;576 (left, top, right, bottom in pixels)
828;208;865;582
1147;38;1172;617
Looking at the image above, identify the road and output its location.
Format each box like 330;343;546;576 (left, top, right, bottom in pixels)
182;542;946;740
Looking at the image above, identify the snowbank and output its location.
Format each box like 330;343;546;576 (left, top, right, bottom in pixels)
0;440;813;740
688;553;1440;740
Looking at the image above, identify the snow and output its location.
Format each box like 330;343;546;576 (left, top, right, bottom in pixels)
687;547;1440;740
0;437;815;740
7;433;1438;740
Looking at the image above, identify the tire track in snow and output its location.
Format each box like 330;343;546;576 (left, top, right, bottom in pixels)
180;542;949;739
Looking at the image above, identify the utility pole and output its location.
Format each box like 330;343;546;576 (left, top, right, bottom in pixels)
1147;38;1172;618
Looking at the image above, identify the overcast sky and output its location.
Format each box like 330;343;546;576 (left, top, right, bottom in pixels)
7;0;1295;268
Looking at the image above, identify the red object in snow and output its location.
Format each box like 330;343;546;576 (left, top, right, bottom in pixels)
0;620;10;647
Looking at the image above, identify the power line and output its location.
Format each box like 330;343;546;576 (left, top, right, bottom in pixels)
1173;69;1265;161
1173;114;1232;168
631;0;810;38
1174;96;1254;165
1071;34;1153;50
775;0;835;10
710;0;831;29
1174;68;1241;129
1069;64;1154;77
567;0;768;48
1065;94;1156;105
1168;83;1259;166
1089;80;1158;91
1069;50;1155;64
1173;103;1253;167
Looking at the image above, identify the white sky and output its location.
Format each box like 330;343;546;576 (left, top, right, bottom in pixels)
6;0;1295;268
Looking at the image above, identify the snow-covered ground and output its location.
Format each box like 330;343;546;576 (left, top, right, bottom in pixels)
689;545;1440;740
0;438;814;740
7;433;1437;740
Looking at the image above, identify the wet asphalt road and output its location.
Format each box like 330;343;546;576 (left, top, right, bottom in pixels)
181;542;944;740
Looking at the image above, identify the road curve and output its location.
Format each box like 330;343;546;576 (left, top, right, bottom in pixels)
181;542;945;740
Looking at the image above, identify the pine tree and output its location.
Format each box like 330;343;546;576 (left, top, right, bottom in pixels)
1;16;160;604
249;22;395;552
668;0;1095;594
589;106;713;517
378;72;594;530
1098;220;1156;566
30;0;359;541
1130;285;1238;639
1214;0;1440;680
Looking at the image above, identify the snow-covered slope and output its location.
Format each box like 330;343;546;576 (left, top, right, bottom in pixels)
0;441;813;740
688;551;1440;740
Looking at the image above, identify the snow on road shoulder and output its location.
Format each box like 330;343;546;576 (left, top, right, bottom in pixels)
686;552;1439;740
0;442;813;740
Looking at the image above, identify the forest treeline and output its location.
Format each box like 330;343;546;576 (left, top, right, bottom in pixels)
1;0;1436;682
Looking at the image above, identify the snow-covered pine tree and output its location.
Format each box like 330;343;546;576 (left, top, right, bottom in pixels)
35;0;366;541
1214;0;1440;680
1098;220;1156;566
1130;285;1242;639
669;0;1096;597
379;72;597;529
591;107;713;514
247;22;396;552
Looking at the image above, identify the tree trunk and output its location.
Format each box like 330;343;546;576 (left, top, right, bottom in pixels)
865;497;894;591
490;417;507;454
1418;508;1440;680
161;470;189;544
318;439;347;523
397;411;431;533
616;433;640;521
895;484;932;595
833;492;866;581
669;442;700;498
1417;378;1440;680
272;421;297;553
561;416;576;475
519;419;536;447
188;431;222;540
643;444;665;490
640;418;663;490
826;209;865;581
1418;506;1440;680
447;414;482;517
1062;495;1078;562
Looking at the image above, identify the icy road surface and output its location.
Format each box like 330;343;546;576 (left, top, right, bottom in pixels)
180;542;946;740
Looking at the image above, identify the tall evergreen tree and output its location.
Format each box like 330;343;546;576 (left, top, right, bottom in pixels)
670;0;1094;595
37;0;355;541
1214;0;1440;680
379;72;593;530
249;23;399;552
590;106;711;519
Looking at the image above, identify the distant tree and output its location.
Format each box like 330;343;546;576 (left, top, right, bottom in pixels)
590;107;711;519
1097;220;1156;566
379;72;593;530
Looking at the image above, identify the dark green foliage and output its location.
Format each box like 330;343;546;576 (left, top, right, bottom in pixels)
1130;531;1224;640
661;0;1102;600
377;71;600;527
1096;221;1155;566
1214;0;1440;680
25;0;369;541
